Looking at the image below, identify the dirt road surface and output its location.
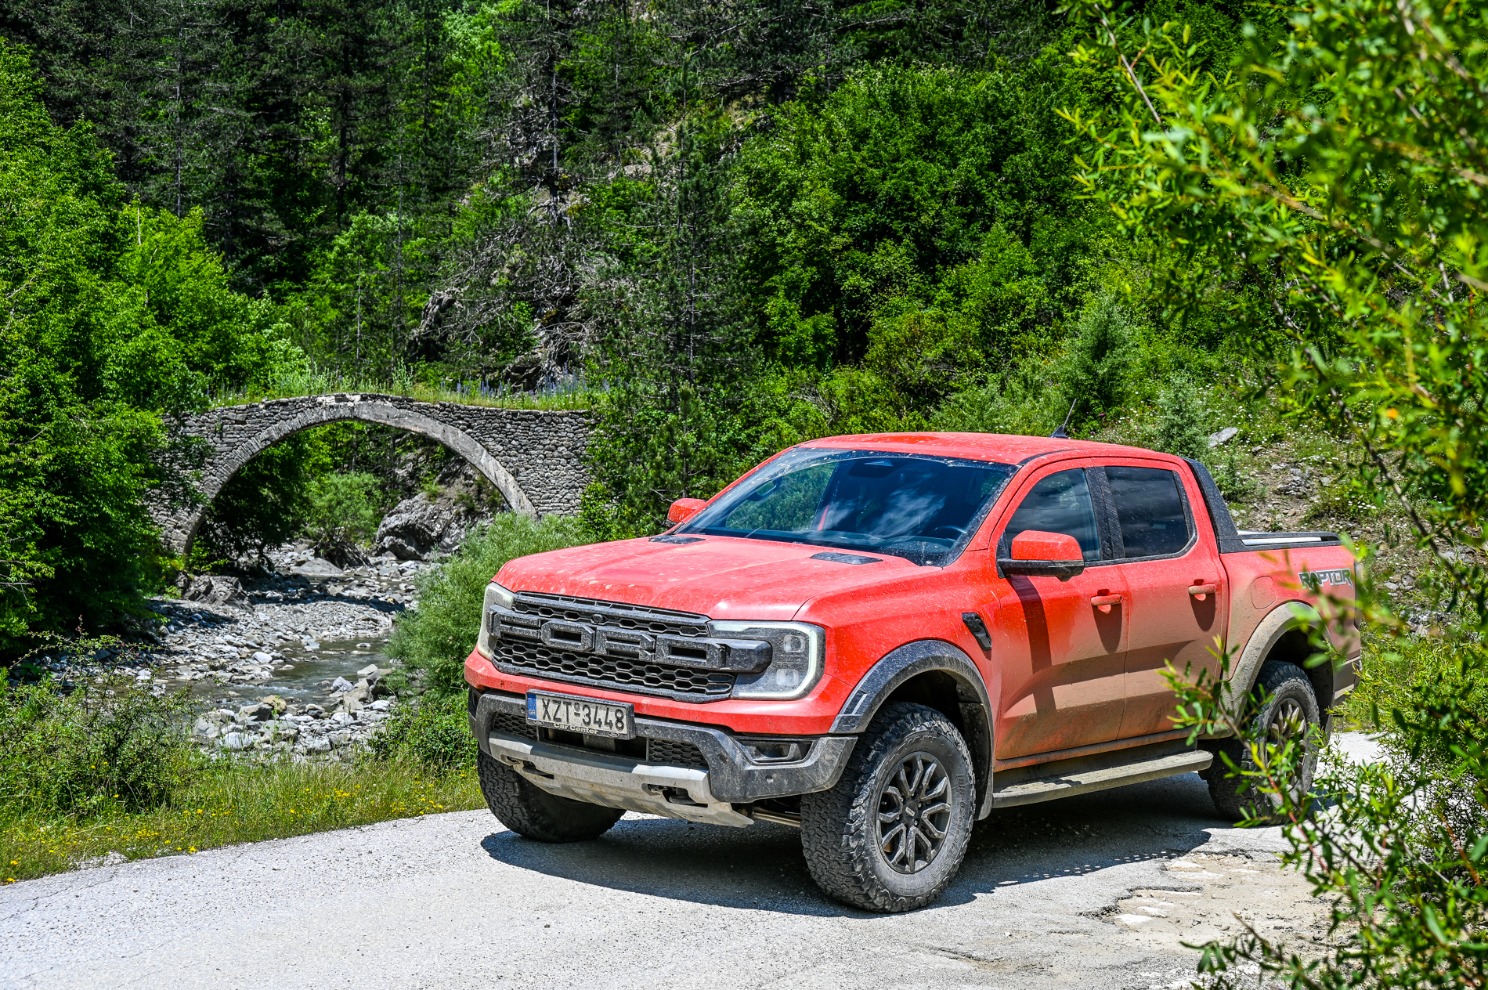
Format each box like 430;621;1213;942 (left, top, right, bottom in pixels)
1;755;1359;990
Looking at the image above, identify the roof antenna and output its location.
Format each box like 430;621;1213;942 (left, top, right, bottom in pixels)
1050;397;1079;439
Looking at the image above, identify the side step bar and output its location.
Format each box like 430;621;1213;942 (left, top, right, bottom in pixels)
991;743;1213;809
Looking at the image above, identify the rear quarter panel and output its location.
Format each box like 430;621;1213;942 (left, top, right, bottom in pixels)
1223;546;1360;661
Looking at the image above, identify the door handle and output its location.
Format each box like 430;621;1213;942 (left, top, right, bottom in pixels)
1090;594;1123;613
1189;582;1219;600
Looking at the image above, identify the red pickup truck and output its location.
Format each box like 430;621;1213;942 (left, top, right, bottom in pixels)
465;433;1360;911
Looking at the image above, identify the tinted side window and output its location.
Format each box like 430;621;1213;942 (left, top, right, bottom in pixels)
1003;470;1100;561
1106;466;1191;558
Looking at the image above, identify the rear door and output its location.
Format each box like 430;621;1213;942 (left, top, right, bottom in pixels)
1097;461;1229;739
988;464;1129;759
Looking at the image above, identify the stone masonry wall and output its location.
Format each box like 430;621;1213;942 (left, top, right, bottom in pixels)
154;393;590;554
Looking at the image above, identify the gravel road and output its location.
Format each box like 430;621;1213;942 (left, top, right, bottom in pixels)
0;752;1366;990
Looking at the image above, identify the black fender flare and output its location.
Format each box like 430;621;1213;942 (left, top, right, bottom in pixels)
830;640;996;819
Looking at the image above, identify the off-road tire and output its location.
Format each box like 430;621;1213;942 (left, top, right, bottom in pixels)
477;749;623;842
800;702;976;912
1207;660;1321;823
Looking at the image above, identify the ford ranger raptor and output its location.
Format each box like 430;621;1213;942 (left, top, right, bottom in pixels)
465;433;1360;911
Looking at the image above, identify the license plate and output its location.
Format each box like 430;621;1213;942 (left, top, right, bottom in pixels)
526;692;634;739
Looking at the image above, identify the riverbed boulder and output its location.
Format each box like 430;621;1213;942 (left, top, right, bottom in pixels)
179;574;245;605
375;494;459;560
238;702;274;722
289;557;344;580
221;731;255;751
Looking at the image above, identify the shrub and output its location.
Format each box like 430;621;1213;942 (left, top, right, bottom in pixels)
370;699;475;772
1150;378;1209;461
1063;292;1140;426
0;672;197;817
388;514;585;697
303;472;386;564
1170;633;1488;989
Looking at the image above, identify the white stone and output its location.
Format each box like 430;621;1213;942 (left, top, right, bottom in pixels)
1208;426;1239;448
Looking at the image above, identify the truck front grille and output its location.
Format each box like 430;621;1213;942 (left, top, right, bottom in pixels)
494;640;735;698
487;593;742;702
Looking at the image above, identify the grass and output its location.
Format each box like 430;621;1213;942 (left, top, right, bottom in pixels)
207;366;594;411
1;757;482;884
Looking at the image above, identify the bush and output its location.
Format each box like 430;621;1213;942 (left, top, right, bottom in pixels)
0;672;197;817
370;700;475;773
388;514;585;697
1150;378;1209;461
1171;632;1488;989
303;471;386;564
1063;292;1140;426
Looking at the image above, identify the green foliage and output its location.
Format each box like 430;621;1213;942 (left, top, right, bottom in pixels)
1168;636;1488;989
388;514;584;697
1150;378;1208;461
1071;0;1488;982
0;654;482;880
1064;292;1139;426
732;65;1082;372
0;42;301;651
303;472;387;563
370;699;475;772
0;670;195;816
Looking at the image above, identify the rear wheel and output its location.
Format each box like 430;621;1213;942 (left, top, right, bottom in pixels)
800;702;976;912
1207;660;1320;823
477;749;623;842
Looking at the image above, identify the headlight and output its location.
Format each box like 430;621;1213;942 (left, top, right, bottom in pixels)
710;621;823;700
476;581;516;658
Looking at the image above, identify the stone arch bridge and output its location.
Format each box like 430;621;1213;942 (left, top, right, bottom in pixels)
154;393;590;556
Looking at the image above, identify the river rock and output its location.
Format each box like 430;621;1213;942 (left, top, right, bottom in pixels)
290;557;344;579
180;574;245;605
239;702;273;722
301;735;332;753
221;731;254;751
375;494;459;560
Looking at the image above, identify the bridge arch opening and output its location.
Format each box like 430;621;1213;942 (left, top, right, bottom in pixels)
171;398;536;558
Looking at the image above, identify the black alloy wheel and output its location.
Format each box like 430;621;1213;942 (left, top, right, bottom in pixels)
877;753;953;874
801;702;976;912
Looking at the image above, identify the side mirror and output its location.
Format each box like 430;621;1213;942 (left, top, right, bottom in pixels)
998;530;1086;581
667;497;707;526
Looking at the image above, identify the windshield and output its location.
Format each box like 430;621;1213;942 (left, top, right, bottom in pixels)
677;448;1016;565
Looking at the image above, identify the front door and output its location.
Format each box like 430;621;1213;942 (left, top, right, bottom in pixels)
1098;463;1229;739
990;467;1129;759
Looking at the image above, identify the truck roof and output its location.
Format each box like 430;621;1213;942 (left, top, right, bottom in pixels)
800;432;1175;464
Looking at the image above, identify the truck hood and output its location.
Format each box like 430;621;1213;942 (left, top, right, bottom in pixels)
495;535;926;620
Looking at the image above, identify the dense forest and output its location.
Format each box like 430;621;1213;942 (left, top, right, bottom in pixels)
0;0;1285;647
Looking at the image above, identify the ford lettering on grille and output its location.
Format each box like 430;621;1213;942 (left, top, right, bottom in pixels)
485;593;771;701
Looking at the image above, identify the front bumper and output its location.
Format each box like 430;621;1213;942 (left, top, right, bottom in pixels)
469;690;856;827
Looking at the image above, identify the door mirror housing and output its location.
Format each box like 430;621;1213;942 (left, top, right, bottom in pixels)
667;497;707;526
998;530;1086;581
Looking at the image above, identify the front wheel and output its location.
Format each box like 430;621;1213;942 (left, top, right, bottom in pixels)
800;702;976;912
477;749;623;842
